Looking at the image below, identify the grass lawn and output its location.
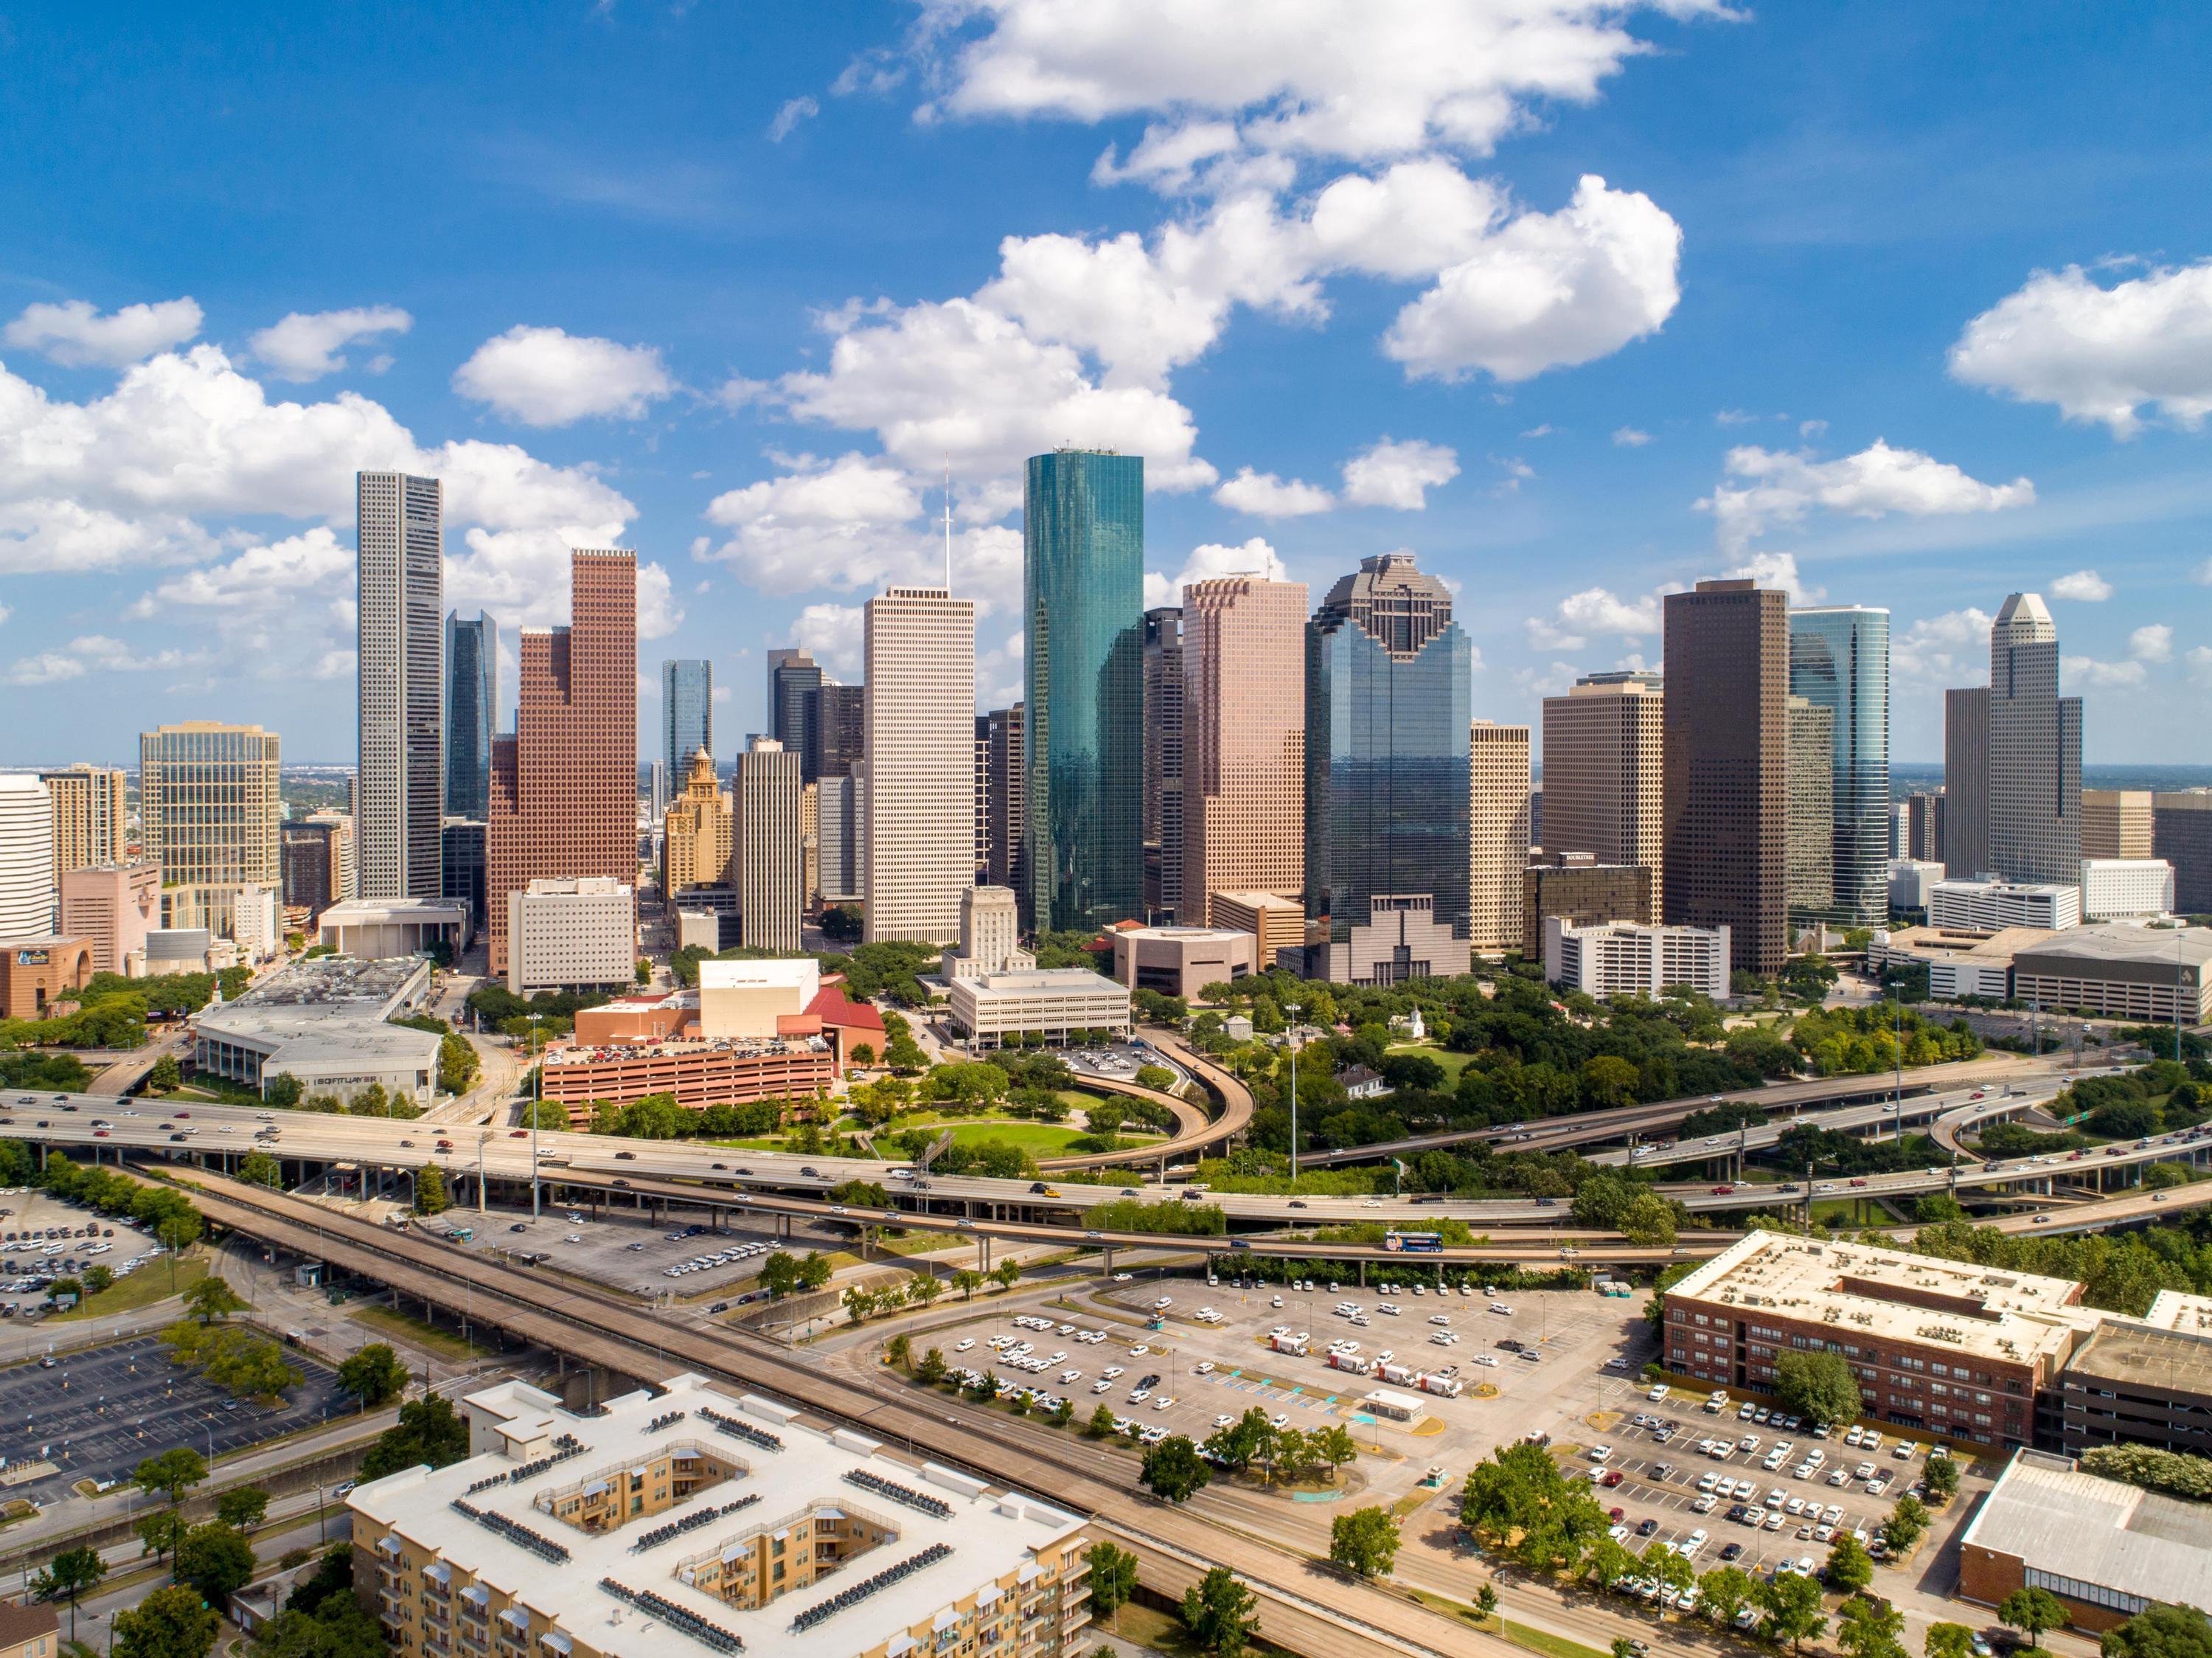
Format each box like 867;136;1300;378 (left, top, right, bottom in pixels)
1385;1042;1472;1082
1401;1589;1610;1658
49;1255;209;1322
942;1121;1097;1156
1091;1598;1302;1658
352;1300;494;1361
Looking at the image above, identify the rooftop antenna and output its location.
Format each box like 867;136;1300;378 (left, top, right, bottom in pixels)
942;456;954;594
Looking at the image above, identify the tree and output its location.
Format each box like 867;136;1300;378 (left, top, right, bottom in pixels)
184;1275;250;1325
264;1073;304;1109
1313;1423;1357;1481
138;1448;210;1508
31;1545;107;1638
1134;1064;1178;1094
1998;1586;2067;1650
2101;1605;2212;1658
216;1486;271;1530
1087;1403;1119;1437
1329;1506;1400;1578
992;1259;1022;1292
1923;1454;1960;1502
83;1263;114;1296
758;1251;803;1298
1458;1443;1610;1575
1837;1596;1909;1658
1697;1564;1756;1631
1141;1435;1212;1504
1618;1190;1678;1247
886;1333;911;1368
359;1394;470;1482
799;1252;834;1291
1181;1567;1259;1658
1826;1532;1874;1594
1924;1623;1979;1658
1775;1348;1863;1428
1085;1541;1138;1633
848;1041;877;1068
135;1510;188;1571
413;1164;449;1215
45;1276;82;1305
1882;1494;1930;1553
915;1347;947;1385
1582;1055;1642;1109
1475;1584;1498;1620
437;1033;480;1095
842;1284;876;1325
175;1519;258;1603
951;1269;984;1300
147;1054;183;1094
1756;1569;1829;1656
114;1586;220;1658
1641;1540;1694;1614
335;1343;408;1408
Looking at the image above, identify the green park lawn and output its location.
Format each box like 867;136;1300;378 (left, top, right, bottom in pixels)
49;1255;209;1322
1385;1041;1473;1082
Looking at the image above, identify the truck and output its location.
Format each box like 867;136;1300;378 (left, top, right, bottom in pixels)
1328;1350;1375;1376
1418;1373;1464;1398
1379;1360;1420;1387
1269;1333;1309;1356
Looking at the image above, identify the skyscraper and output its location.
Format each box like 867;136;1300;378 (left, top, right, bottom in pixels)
0;775;53;938
1306;552;1473;983
1539;672;1664;887
1788;605;1891;923
36;765;126;883
1944;686;1990;878
662;659;714;784
356;471;444;899
488;550;637;977
139;722;282;934
1785;694;1835;921
1141;606;1185;921
445;611;497;822
1180;577;1305;926
818;683;866;778
1469;721;1531;955
1024;449;1144;932
2082;789;2154;859
766;650;824;780
734;736;803;951
983;704;1025;895
863;585;976;943
662;747;732;894
1661;578;1789;974
1986;593;2081;885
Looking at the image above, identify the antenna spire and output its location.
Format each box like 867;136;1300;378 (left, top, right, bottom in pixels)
942;456;953;593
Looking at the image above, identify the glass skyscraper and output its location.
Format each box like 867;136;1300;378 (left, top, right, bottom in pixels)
445;610;496;822
1788;606;1891;924
1023;449;1144;931
661;659;714;782
765;649;824;780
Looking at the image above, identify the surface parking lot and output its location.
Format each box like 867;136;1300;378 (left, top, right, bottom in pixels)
0;1333;346;1493
0;1187;164;1314
425;1197;857;1300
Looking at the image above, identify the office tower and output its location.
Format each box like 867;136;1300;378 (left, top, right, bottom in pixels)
799;780;818;906
1785;694;1835;921
1306;552;1473;982
139;723;282;934
1520;853;1655;960
444;611;496;822
1468;721;1532;954
1538;671;1664;889
1180;578;1305;927
1788;605;1891;924
1142;606;1185;920
441;818;487;927
487;549;637;977
766;649;824;780
1905;789;1947;864
1660;578;1789;974
2154;791;2212;914
1024;448;1144;932
662;747;733;893
661;659;714;785
280;819;346;918
863;585;976;942
983;704;1025;895
1986;593;2081;884
2082;789;2154;860
357;471;445;901
817;683;866;778
818;774;861;903
734;736;803;951
1944;686;1990;878
59;861;159;976
947;884;1033;978
0;775;53;937
974;714;992;882
306;809;356;902
37;765;126;882
647;760;667;825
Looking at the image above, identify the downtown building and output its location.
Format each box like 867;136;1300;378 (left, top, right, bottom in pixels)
446;611;498;822
863;586;975;943
664;659;714;786
1539;670;1664;890
1141;606;1185;921
1955;593;2081;884
1789;605;1891;923
0;774;53;939
357;471;445;901
139;721;282;938
1785;695;1834;922
766;648;824;780
35;764;126;883
1469;721;1531;955
1180;576;1305;929
733;736;803;952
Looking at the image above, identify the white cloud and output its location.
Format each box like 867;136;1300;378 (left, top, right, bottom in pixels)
1893;606;1994;687
2189;646;2212;689
1492;454;1536;495
2129;623;2174;664
2196;558;2212;586
768;95;820;142
1525;585;1663;651
2049;568;2112;602
1714;409;1757;426
1611;426;1652;447
453;325;675;426
4;297;203;367
248;306;413;381
1143;535;1287;608
2062;655;2148;690
1340;436;1458;509
1700;439;2036;555
1950;261;2212;436
1724;550;1823;604
1214;467;1333;517
790;603;865;680
1512;660;1581;698
1798;418;1827;438
4;633;209;685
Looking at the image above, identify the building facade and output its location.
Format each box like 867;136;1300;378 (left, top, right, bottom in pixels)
734;737;803;952
58;861;159;976
946;967;1133;1047
1539;670;1664;886
863;586;975;943
1180;577;1305;930
661;659;714;788
282;819;347;919
1785;694;1835;922
36;764;125;881
663;749;734;895
2079;858;2175;920
1789;606;1891;923
1944;685;1992;878
1661;579;1790;974
442;819;487;927
1520;855;1654;960
1543;916;1728;1000
817;683;865;780
817;774;860;905
2081;789;2153;860
1987;593;2082;884
445;611;497;823
946;885;1032;980
0;775;53;939
1024;448;1144;932
981;704;1025;896
1208;889;1304;970
505;878;635;995
1468;721;1531;956
1141;606;1184;921
2011;926;2212;1022
139;722;282;935
358;471;445;901
765;648;824;780
1111;925;1256;999
1930;878;2081;932
1905;789;1947;864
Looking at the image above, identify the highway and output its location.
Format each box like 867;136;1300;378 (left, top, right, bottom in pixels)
1585;1079;2061;1169
1034;1032;1255;1171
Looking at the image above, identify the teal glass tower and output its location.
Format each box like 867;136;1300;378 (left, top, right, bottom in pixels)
1024;449;1144;931
1789;606;1891;924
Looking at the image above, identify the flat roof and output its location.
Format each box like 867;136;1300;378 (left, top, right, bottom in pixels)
1874;925;2057;962
2065;1318;2212;1400
320;898;469;923
228;955;427;1011
698;959;820;993
949;969;1132;997
1963;1449;2212;1609
2143;1289;2212;1336
2014;924;2212;968
1666;1231;2102;1367
350;1373;1084;1658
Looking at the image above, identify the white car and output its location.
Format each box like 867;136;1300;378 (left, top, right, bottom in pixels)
1474;1355;1500;1367
1103;1366;1124;1379
955;1338;974;1352
1060;1370;1082;1384
1091;1380;1111;1393
1427;1314;1451;1326
1588;1446;1614;1465
1152;1396;1175;1411
1152;1297;1174;1310
1194;1359;1215;1375
1488;1303;1512;1315
1646;1385;1669;1401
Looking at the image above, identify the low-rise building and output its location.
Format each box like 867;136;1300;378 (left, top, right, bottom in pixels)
194;955;439;1105
1864;923;2054;1001
1206;890;1304;972
1886;858;1946;915
1520;854;1653;960
317;896;472;959
2011;924;2212;1022
2079;858;2177;921
57;860;159;977
2056;1290;2212;1458
349;1372;1091;1658
1543;916;1728;1000
1109;925;1254;999
507;878;635;996
0;936;94;1020
945;968;1131;1048
1930;878;2081;932
0;1597;58;1658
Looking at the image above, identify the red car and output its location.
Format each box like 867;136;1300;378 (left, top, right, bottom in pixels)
1848;1178;1868;1187
1609;1506;1626;1522
1601;1470;1624;1487
1711;1184;1736;1195
93;1130;110;1138
509;1129;528;1137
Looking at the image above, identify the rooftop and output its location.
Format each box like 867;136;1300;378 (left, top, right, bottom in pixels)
950;969;1131;996
320;897;470;923
2014;924;2212;968
228;955;426;1013
1873;925;2058;962
2143;1290;2212;1336
349;1373;1084;1658
1963;1449;2212;1610
2065;1318;2212;1400
1666;1231;2103;1367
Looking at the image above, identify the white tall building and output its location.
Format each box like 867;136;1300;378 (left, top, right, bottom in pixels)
1930;877;2081;932
0;774;55;938
357;471;445;899
863;586;975;943
505;877;635;995
1987;593;2082;885
2079;859;2176;921
1543;915;1730;1000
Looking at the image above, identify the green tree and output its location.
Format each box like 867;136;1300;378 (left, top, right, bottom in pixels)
1641;1541;1694;1615
992;1259;1022;1292
437;1033;480;1095
1923;1454;1960;1502
184;1275;251;1325
885;1333;911;1368
1313;1423;1357;1481
1141;1435;1212;1504
238;1151;285;1190
758;1251;802;1298
114;1586;220;1658
1924;1623;1979;1658
1837;1595;1909;1658
413;1164;449;1215
1756;1569;1829;1656
45;1276;82;1305
2100;1605;2212;1658
1998;1586;2067;1650
841;1284;876;1325
1458;1442;1609;1575
135;1510;188;1571
1697;1564;1756;1630
1775;1347;1863;1427
1582;1055;1642;1108
914;1347;947;1385
83;1263;114;1296
1882;1494;1930;1553
1087;1403;1119;1437
951;1268;984;1300
799;1252;833;1291
31;1545;107;1638
175;1519;258;1603
1085;1541;1138;1633
1826;1532;1874;1594
1475;1584;1498;1620
216;1487;271;1530
1180;1567;1259;1658
147;1054;183;1094
359;1394;470;1482
1329;1506;1400;1578
1618;1190;1678;1246
1134;1064;1178;1094
335;1343;409;1408
264;1072;305;1109
137;1448;210;1508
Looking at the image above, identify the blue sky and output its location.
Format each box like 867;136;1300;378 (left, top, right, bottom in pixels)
3;1;2210;765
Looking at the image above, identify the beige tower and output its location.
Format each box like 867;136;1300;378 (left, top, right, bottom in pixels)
38;765;127;883
1540;671;1663;888
1470;721;1532;954
1179;575;1307;925
2081;789;2153;860
734;737;803;952
661;748;732;894
863;585;976;943
139;722;282;934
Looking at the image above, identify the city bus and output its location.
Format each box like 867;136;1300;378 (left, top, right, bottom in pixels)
1382;1231;1443;1253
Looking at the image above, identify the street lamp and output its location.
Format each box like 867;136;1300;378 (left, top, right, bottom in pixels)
528;1014;544;1221
1284;1002;1304;1182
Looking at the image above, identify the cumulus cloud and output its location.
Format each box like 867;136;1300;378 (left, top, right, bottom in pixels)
697;454;926;592
1143;535;1288;608
2062;655;2148;690
1699;439;2035;555
248;306;413;381
768;95;820;142
1724;550;1823;604
453;325;675;426
2130;623;2174;663
4;633;209;685
1214;467;1332;516
4;297;203;367
1340;437;1458;510
2049;569;2112;602
2190;647;2212;689
1950;261;2212;436
789;602;865;680
1611;426;1652;446
1893;606;1994;687
1525;584;1664;651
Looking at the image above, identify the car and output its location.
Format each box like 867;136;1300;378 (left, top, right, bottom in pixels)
1601;1470;1624;1488
509;1223;528;1233
1636;1518;1659;1536
509;1128;528;1138
615;1151;637;1160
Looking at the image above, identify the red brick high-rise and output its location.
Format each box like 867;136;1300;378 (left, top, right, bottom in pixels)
488;549;637;977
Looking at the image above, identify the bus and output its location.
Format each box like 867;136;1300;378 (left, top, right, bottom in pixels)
1382;1231;1443;1253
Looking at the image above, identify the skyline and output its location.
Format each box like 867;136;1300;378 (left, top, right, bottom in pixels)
4;3;2211;763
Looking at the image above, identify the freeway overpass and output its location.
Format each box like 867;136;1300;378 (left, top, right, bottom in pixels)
1584;1080;2061;1170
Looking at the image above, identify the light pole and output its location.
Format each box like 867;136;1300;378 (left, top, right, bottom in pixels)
528;1015;543;1222
1284;1002;1304;1182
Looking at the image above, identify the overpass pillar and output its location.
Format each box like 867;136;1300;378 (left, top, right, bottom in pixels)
1357;1260;1366;1288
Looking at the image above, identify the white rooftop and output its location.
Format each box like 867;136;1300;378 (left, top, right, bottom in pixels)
698;958;821;995
1964;1449;2212;1611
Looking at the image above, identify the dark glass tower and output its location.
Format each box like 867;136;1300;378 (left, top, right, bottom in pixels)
661;659;713;781
766;648;824;780
1024;449;1144;931
444;609;496;822
1789;606;1891;924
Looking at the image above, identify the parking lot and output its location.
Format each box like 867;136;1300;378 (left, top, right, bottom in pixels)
0;1187;163;1315
0;1332;347;1493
